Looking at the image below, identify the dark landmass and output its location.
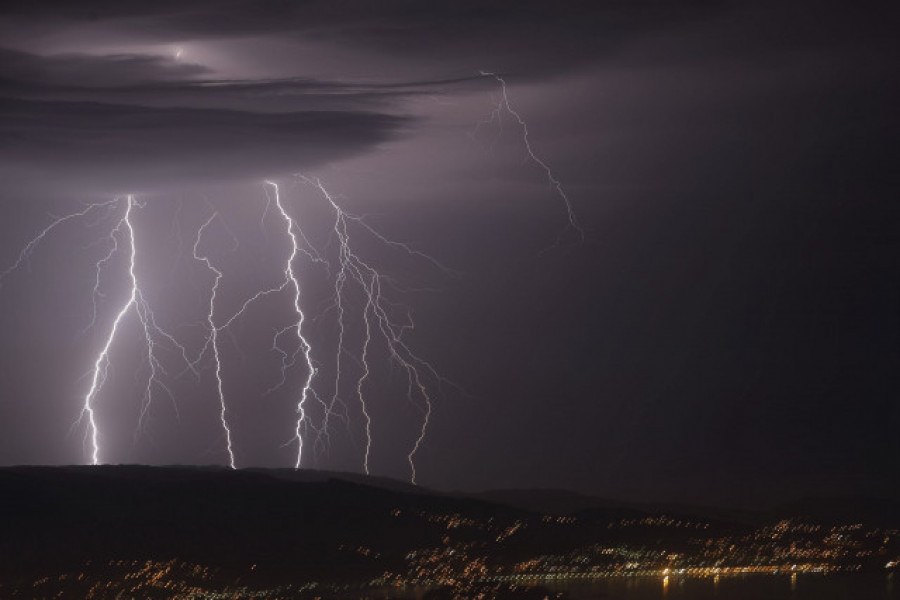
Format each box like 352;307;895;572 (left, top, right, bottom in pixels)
472;487;900;529
0;466;896;598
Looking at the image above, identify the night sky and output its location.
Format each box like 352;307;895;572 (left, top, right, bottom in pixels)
0;1;897;508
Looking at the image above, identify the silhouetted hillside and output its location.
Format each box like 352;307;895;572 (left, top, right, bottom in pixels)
0;465;526;583
0;465;895;591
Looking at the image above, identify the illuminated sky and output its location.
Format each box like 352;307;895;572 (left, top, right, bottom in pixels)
0;1;897;507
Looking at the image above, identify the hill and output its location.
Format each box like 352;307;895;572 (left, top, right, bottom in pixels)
0;465;896;596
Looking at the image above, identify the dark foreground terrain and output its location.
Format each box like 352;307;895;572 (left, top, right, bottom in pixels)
0;466;896;598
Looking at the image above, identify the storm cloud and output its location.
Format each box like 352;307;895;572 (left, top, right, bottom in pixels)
0;46;427;192
0;1;719;74
0;97;411;192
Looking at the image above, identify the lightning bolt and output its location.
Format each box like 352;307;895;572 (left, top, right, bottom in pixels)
2;185;443;476
263;181;318;469
298;176;442;483
1;195;197;464
1;73;576;480
480;71;584;241
79;195;188;464
184;184;322;468
192;212;236;469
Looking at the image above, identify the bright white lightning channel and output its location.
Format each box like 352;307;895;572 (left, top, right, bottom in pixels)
264;181;318;469
192;212;236;469
225;178;446;482
79;195;188;464
80;197;140;464
1;195;194;464
188;183;320;469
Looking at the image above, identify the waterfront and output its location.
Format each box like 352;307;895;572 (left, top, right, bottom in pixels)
539;573;896;600
5;561;896;599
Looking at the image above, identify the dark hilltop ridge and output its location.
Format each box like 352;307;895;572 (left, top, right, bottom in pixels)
1;465;501;580
473;487;900;530
0;465;518;582
0;465;897;593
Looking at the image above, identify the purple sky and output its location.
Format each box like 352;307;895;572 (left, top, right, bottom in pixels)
0;1;897;507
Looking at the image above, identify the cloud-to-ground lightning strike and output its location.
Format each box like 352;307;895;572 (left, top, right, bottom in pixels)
192;212;236;469
80;197;141;465
0;76;575;482
81;196;201;463
78;196;191;464
185;183;320;468
480;71;584;241
298;176;442;483
209;178;447;480
2;195;194;464
264;181;319;470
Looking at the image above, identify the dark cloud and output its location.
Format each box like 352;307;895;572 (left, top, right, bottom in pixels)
0;0;721;76
0;45;479;192
1;0;712;40
0;46;443;192
2;1;895;77
0;97;411;192
0;47;211;87
0;47;481;113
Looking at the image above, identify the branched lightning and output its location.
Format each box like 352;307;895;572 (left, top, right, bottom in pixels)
212;178;448;481
3;195;196;464
0;199;119;289
79;196;191;464
264;181;319;469
296;176;443;483
1;74;577;483
183;185;322;468
192;212;236;469
80;197;141;465
480;71;584;241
